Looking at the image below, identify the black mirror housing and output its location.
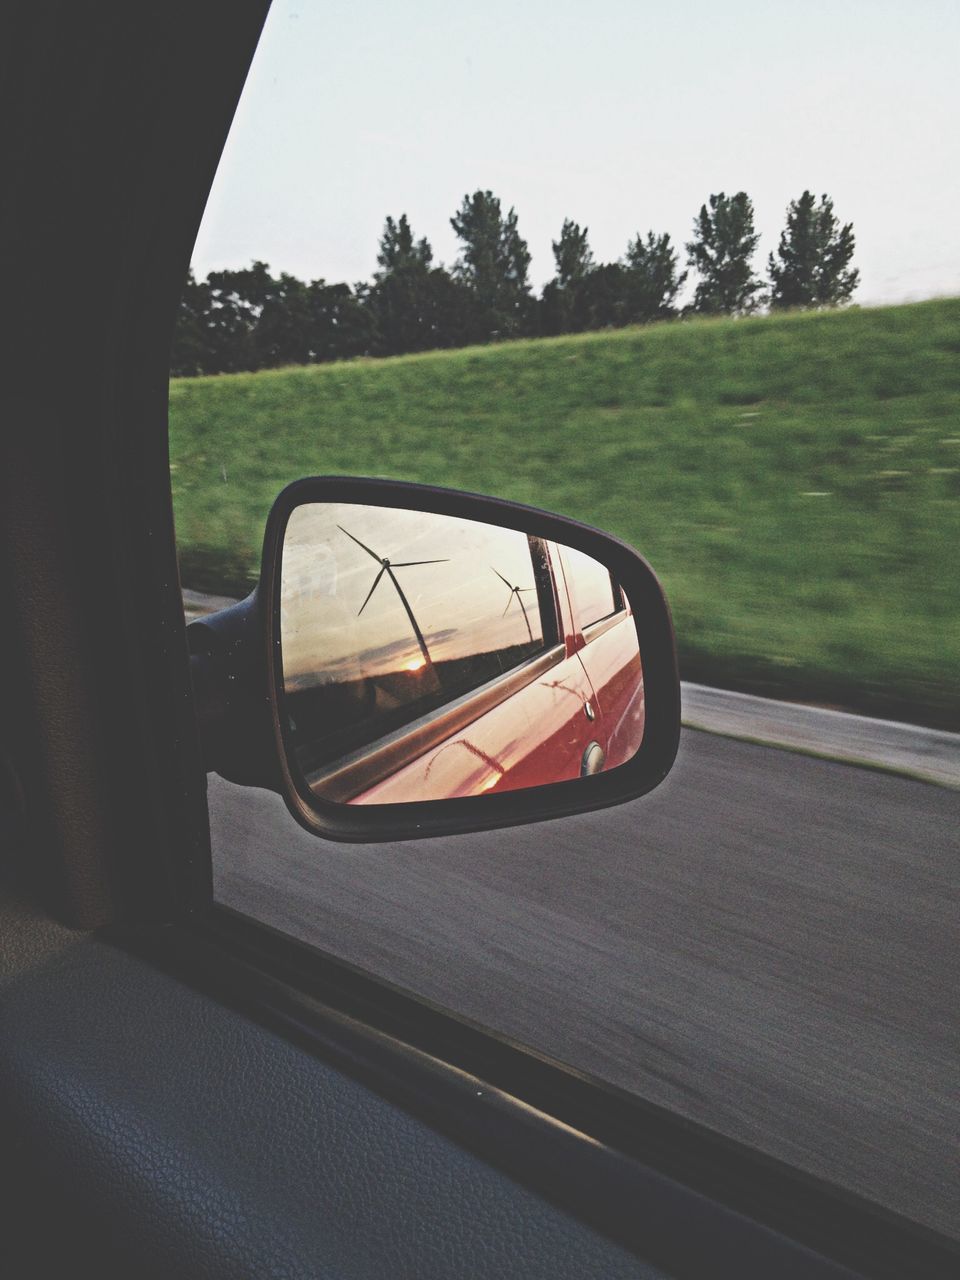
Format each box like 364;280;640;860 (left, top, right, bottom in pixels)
252;476;680;842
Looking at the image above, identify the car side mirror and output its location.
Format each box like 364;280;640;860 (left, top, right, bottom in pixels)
189;477;680;841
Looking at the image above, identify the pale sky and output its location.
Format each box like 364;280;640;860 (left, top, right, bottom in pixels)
192;0;960;307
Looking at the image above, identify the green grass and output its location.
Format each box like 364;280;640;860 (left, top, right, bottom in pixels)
169;298;960;730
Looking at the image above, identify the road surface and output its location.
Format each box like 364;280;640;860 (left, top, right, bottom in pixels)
209;729;960;1239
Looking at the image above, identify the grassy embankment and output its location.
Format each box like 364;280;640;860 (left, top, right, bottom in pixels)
169;298;960;729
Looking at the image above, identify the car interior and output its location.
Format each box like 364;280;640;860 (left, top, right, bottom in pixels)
1;3;957;1277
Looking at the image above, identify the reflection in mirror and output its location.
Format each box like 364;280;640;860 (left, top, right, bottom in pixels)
280;503;644;803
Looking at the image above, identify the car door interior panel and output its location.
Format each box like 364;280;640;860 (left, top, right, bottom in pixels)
0;879;672;1280
0;869;879;1280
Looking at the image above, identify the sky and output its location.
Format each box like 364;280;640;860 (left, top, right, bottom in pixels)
192;0;960;307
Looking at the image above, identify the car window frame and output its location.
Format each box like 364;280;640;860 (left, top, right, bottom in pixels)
559;544;626;637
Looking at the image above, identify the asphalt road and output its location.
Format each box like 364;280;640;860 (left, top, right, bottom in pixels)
209;730;960;1239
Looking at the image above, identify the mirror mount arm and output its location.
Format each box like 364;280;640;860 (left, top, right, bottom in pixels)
187;590;281;792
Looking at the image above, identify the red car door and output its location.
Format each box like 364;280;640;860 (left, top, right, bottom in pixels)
354;541;602;802
557;544;645;772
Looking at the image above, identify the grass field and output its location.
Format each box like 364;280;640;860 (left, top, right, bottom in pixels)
169;298;960;729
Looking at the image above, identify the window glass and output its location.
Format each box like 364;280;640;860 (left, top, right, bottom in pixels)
174;0;960;1245
562;545;621;630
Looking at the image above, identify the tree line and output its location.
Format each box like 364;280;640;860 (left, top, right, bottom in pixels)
171;189;858;376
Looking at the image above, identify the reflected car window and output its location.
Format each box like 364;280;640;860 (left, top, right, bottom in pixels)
562;545;622;629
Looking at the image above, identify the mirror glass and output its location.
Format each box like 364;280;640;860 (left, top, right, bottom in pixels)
280;502;644;803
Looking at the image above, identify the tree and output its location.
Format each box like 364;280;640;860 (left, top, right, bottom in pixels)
200;260;276;372
305;279;375;363
254;272;315;367
374;213;433;279
685;192;764;315
170;269;215;376
541;219;595;334
368;263;477;356
768;190;859;309
623;231;687;322
367;213;470;356
552;218;594;288
450;190;533;339
573;262;630;330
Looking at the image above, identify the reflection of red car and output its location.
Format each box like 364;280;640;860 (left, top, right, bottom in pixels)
307;538;644;803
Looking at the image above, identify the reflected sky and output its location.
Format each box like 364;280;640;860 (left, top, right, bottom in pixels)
281;503;551;688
